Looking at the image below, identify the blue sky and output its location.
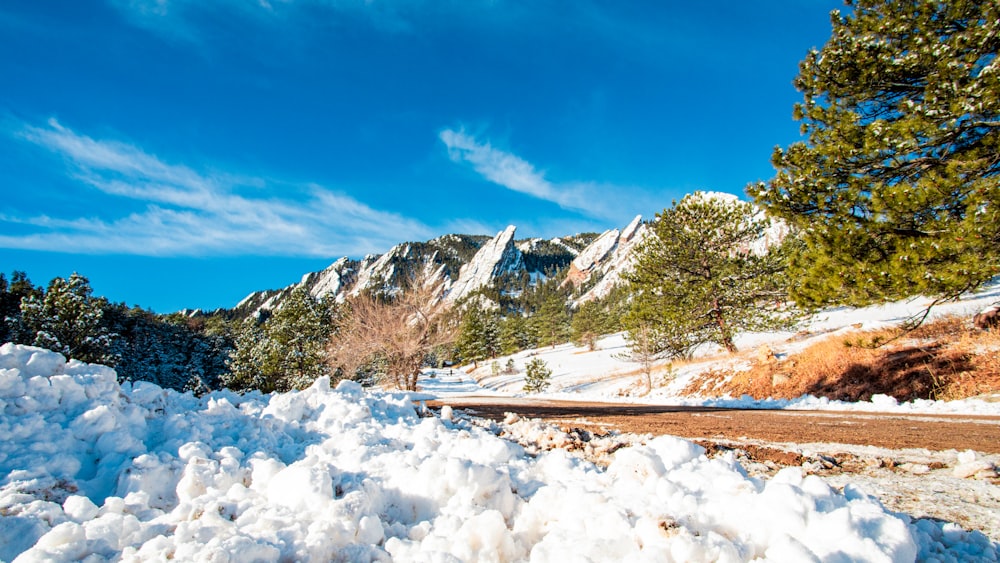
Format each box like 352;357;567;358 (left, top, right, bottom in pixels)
0;0;840;313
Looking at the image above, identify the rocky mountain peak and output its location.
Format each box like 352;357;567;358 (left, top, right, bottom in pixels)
444;225;523;304
571;215;648;305
563;215;645;293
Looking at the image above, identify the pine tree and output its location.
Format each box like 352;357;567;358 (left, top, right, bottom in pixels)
750;0;1000;308
226;320;271;391
99;304;232;393
20;273;118;365
571;300;612;351
456;305;501;367
522;357;551;393
625;193;791;358
531;294;570;348
225;287;337;393
500;315;536;354
0;271;39;344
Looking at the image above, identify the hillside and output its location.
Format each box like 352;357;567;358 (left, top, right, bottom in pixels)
440;278;1000;407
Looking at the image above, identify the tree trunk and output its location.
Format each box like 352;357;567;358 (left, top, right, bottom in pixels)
713;297;738;353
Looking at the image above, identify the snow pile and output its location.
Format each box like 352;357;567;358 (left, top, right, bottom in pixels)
0;344;950;561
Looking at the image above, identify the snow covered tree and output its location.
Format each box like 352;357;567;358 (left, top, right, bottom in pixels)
624;193;791;357
0;271;40;344
20;273;118;365
522;357;551;393
750;0;1000;309
106;306;232;393
225;287;337;393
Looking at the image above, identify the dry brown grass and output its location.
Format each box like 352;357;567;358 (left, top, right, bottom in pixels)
688;317;1000;403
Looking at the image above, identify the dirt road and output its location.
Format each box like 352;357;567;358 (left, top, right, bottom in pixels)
430;397;1000;454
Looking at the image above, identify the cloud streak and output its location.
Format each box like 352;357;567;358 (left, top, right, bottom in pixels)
107;0;483;39
440;128;631;221
2;118;433;257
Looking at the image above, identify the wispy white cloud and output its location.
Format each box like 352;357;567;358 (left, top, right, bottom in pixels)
439;129;557;201
2;118;433;257
107;0;482;39
439;128;640;221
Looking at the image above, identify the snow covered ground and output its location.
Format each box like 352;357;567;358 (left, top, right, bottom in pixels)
428;279;1000;416
1;343;998;561
3;284;1000;560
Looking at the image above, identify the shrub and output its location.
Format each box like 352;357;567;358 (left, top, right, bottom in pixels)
523;358;551;393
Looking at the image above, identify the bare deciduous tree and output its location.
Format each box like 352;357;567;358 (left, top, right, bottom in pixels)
327;273;455;391
615;323;661;396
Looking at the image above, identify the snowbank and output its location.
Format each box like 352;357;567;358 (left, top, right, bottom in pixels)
1;344;994;561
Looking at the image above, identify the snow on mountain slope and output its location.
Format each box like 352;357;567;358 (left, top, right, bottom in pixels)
2;343;964;562
572;214;648;304
347;246;404;298
444;225;523;304
305;256;355;300
548;237;581;255
564;227;620;285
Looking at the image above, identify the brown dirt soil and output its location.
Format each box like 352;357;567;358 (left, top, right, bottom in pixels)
431;398;1000;454
687;318;1000;403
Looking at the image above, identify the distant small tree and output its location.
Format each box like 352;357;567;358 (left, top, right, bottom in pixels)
504;358;516;375
615;323;660;395
522;357;551;393
625;193;792;358
571;300;611;351
500;315;536;354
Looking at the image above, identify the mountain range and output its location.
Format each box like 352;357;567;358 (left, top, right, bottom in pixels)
232;215;649;318
228;192;790;319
